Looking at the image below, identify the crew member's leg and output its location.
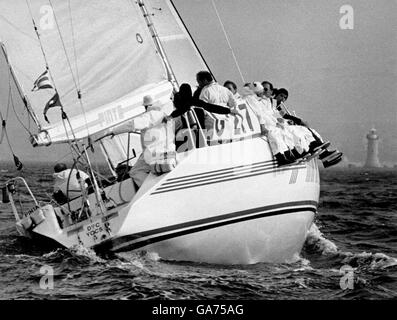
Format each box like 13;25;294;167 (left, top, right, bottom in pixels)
129;154;151;188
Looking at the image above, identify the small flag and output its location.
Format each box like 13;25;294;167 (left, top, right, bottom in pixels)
43;92;62;123
13;154;23;171
0;119;5;144
32;70;54;91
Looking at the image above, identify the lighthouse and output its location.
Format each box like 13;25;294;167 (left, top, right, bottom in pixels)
364;128;381;168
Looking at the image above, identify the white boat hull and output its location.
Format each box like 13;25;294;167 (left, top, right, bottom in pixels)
98;136;320;264
146;209;315;264
14;136;319;264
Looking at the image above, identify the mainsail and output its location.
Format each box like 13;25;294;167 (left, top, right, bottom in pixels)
99;0;213;170
0;0;212;169
0;0;173;145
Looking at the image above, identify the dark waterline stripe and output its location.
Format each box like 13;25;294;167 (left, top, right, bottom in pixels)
97;200;317;252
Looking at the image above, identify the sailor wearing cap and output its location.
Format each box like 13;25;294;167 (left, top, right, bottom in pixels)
107;95;170;188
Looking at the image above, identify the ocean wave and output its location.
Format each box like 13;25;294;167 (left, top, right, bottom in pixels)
340;252;397;270
304;224;397;278
42;245;105;265
305;223;339;255
304;223;397;275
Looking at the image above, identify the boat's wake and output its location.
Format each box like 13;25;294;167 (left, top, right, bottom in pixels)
304;223;339;255
303;223;397;272
41;246;106;266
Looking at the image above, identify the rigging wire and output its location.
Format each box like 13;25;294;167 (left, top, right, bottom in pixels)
27;0;86;154
25;0;59;96
10;89;33;136
210;0;245;84
68;0;81;91
5;62;12;120
0;112;4;144
25;0;83;155
1;42;41;131
5;65;33;136
48;1;107;214
46;0;79;93
0;111;23;170
0;67;24;170
24;1;94;200
47;0;91;138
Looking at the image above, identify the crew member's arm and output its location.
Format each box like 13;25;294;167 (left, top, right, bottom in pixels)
109;111;165;136
165;98;241;122
193;98;232;114
226;90;238;109
110;120;136;136
169;105;190;118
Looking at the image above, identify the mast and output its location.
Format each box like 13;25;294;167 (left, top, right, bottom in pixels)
137;0;179;91
137;0;202;147
0;43;42;131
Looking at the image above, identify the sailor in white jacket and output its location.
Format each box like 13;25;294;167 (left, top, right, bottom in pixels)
53;163;90;200
254;82;315;156
241;85;291;157
196;71;237;139
109;95;169;187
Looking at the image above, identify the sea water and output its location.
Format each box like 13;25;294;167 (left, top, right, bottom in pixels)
0;163;396;299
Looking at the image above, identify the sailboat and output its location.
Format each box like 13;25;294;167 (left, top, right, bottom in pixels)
0;0;319;264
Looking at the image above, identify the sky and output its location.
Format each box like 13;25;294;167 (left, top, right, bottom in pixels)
0;0;396;166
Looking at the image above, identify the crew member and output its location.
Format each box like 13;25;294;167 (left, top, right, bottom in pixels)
107;95;170;188
53;163;90;202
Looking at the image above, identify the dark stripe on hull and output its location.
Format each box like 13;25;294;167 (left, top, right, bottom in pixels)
165;159;276;183
95;200;317;253
152;164;305;195
162;162;278;187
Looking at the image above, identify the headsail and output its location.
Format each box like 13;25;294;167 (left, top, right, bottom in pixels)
0;0;172;145
150;0;211;86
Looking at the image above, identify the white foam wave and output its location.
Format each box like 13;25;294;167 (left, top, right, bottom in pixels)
305;223;338;255
114;250;161;271
305;224;397;271
42;249;63;258
341;251;397;270
68;245;105;263
292;256;315;272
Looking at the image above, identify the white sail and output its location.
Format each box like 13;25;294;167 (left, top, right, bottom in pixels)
0;0;172;145
150;0;211;87
0;43;35;131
